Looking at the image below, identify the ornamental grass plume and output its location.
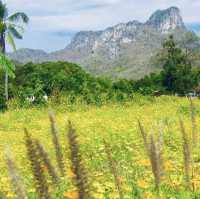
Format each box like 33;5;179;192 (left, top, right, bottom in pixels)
35;139;60;185
138;120;149;154
104;139;124;199
49;111;65;177
24;128;51;199
180;119;192;190
5;148;26;199
138;121;164;192
149;133;163;191
67;120;91;199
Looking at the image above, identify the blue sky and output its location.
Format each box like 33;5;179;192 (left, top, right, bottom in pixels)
4;0;200;52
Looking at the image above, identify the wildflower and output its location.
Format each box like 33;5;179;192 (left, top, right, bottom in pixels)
137;180;149;189
63;191;79;199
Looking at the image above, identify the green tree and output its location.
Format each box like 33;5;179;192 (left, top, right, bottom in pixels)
0;1;29;100
161;35;195;95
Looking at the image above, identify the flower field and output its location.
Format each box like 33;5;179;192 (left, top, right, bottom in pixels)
0;96;200;198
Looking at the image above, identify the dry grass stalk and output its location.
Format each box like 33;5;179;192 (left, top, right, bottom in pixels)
188;97;198;147
5;148;26;199
24;128;51;199
180;119;192;190
49;111;65;177
138;121;163;191
149;133;163;191
67;121;91;199
138;120;149;154
35;139;60;185
103;139;124;199
157;127;164;176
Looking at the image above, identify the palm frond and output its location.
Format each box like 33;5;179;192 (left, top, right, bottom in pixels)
0;53;15;78
0;1;8;19
6;32;16;51
7;12;29;23
7;23;25;33
7;25;23;39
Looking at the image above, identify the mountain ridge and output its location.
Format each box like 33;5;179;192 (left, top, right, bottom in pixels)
8;7;199;79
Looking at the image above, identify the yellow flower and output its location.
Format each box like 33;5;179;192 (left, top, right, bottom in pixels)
143;191;153;199
6;192;15;198
63;191;79;199
137;159;150;166
137;180;149;189
164;160;174;171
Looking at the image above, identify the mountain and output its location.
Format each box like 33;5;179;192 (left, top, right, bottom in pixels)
9;48;49;63
8;7;198;79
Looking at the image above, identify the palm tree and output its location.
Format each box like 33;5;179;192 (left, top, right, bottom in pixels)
0;1;29;100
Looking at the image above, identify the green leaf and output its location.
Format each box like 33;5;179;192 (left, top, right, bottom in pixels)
0;54;15;78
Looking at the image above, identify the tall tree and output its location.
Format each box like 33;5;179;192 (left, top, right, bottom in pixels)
161;35;195;95
0;1;29;100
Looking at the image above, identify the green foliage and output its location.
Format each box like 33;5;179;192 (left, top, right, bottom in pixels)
161;35;196;95
0;54;15;78
132;73;164;95
5;61;134;106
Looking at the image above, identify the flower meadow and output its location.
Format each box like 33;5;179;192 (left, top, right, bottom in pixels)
0;96;200;198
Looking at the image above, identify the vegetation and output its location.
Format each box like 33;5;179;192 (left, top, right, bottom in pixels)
0;2;199;199
0;96;200;198
161;35;195;94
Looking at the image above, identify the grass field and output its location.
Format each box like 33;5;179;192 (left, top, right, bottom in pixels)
0;96;200;198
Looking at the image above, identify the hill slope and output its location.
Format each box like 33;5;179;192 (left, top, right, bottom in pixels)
9;7;199;79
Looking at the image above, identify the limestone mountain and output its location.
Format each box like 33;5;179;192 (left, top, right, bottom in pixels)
8;7;198;79
9;48;49;63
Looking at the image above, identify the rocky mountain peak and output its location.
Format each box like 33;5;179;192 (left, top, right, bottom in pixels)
67;7;186;53
9;7;196;79
146;6;185;33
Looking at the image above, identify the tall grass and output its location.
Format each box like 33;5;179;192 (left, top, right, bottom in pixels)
104;140;124;199
180;119;192;190
1;99;200;198
24;129;51;199
67;121;91;199
138;121;164;192
35;140;59;185
189;97;197;147
49;111;65;177
5;148;26;199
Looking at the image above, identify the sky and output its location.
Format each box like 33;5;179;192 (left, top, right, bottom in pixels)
4;0;200;52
